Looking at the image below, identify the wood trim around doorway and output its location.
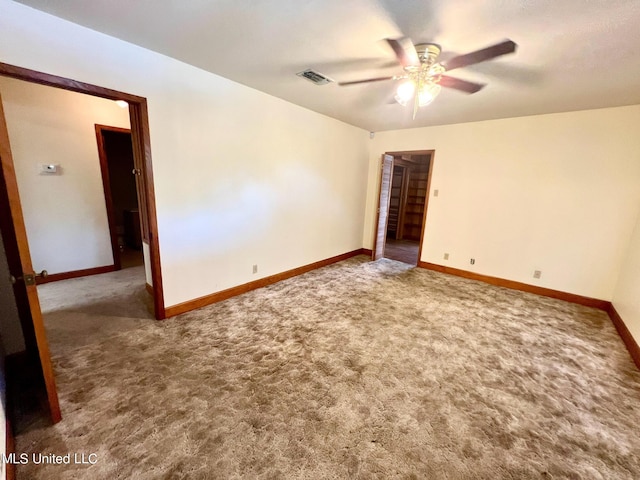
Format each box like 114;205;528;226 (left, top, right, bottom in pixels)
0;62;166;319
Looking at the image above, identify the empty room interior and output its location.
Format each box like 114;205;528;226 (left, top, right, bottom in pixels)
0;1;639;479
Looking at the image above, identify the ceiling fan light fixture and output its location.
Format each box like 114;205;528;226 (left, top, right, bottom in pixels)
394;81;415;106
339;38;515;119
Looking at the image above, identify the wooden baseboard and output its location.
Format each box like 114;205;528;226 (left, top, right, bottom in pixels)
361;248;373;257
145;283;154;296
37;265;116;284
418;262;610;311
165;249;368;317
608;304;640;370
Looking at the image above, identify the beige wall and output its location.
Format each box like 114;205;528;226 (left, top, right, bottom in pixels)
612;209;640;344
4;0;637;326
0;76;130;275
365;106;640;301
0;0;370;308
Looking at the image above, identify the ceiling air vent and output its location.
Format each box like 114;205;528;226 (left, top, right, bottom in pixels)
296;69;333;85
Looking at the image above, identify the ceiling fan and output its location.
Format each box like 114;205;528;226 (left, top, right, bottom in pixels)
339;38;517;118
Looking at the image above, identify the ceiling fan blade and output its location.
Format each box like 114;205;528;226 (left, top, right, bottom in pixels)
444;40;517;71
439;75;485;94
386;37;420;67
338;76;395;86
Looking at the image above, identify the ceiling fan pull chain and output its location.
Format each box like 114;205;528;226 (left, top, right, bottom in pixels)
412;74;421;120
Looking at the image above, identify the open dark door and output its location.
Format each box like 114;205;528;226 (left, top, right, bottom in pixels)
0;92;61;423
372;154;394;261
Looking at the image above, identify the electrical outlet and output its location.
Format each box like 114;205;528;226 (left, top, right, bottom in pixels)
434;189;439;197
533;270;541;279
470;258;475;265
252;265;258;274
444;253;449;260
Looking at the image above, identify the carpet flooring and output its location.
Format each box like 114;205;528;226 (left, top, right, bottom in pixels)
16;256;640;479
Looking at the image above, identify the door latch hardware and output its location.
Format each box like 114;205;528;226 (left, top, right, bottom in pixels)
10;270;48;285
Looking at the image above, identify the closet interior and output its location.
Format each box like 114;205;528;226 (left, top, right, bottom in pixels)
384;152;431;265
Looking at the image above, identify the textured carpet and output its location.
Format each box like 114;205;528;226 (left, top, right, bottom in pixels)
16;256;640;479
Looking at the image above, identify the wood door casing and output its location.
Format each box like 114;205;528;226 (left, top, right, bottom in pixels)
372;154;394;261
0;91;61;423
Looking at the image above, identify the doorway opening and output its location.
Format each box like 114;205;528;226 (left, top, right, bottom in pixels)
96;125;144;270
0;62;165;435
0;62;164;318
372;150;434;266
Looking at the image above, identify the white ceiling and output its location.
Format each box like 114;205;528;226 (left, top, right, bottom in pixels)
14;0;640;132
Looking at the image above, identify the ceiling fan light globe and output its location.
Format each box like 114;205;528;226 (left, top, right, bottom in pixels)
429;63;446;78
418;83;441;107
395;81;415;106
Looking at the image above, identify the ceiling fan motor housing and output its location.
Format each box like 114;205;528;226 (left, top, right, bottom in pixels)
415;43;442;66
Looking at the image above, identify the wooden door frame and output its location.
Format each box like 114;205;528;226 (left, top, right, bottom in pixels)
0;62;166;319
95;124;132;271
373;149;435;264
